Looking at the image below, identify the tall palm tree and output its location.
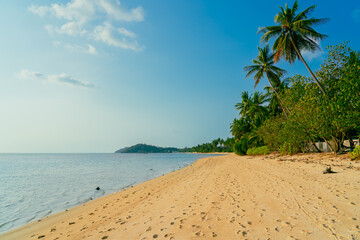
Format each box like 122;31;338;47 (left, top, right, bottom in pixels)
258;0;329;95
244;45;289;118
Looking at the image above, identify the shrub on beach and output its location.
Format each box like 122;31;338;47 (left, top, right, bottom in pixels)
279;142;299;155
233;140;248;155
350;146;360;160
246;146;271;155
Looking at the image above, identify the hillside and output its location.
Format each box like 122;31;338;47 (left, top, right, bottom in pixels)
115;144;178;153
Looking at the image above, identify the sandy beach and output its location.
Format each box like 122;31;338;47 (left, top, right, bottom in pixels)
1;153;360;240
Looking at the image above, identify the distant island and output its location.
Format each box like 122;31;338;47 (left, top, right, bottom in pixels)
115;144;179;153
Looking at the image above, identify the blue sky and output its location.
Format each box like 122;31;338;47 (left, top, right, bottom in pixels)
0;0;359;152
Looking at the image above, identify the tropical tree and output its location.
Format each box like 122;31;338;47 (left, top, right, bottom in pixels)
235;91;269;124
264;78;290;116
235;91;251;117
230;118;250;140
258;0;329;95
244;45;288;118
246;91;269;124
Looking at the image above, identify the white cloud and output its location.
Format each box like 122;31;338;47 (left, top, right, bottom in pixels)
17;69;95;88
46;22;87;36
29;5;50;17
30;0;96;23
118;27;136;38
29;0;145;52
353;8;360;23
52;41;98;55
93;22;144;51
96;0;144;22
48;73;95;88
301;39;324;61
86;44;98;55
17;69;45;79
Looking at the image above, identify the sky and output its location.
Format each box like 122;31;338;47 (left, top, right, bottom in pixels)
0;0;359;153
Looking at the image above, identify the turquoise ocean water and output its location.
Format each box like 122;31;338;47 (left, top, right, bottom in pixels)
0;153;214;234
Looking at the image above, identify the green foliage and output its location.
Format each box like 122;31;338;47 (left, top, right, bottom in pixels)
118;144;178;153
231;91;269;151
233;140;248;155
259;0;328;95
180;138;234;153
256;42;360;154
246;146;271;155
258;0;328;63
350;146;360;160
279;143;299;155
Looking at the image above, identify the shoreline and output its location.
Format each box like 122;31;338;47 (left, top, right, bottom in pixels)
1;153;359;239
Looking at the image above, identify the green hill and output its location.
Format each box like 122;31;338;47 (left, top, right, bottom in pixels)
115;144;179;153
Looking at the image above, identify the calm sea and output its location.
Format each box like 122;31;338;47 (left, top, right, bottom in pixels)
0;153;214;234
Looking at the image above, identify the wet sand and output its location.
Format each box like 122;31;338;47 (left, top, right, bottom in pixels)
1;153;360;240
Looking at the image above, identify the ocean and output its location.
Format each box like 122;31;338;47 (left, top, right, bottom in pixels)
0;153;214;234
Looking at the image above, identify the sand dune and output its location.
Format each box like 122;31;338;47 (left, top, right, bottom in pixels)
1;153;359;240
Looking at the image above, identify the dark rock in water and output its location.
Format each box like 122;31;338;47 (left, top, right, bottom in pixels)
96;187;100;191
150;168;154;171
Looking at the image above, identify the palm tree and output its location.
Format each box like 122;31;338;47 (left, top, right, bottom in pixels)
258;0;329;95
264;78;290;116
235;91;251;117
244;45;289;118
230;118;250;140
247;91;269;125
235;91;269;123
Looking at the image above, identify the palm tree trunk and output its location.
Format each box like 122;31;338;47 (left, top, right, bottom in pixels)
289;36;327;95
265;73;289;119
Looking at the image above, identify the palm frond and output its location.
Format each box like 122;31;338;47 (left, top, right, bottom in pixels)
259;27;282;42
244;65;261;78
293;5;315;21
253;71;264;88
291;0;299;17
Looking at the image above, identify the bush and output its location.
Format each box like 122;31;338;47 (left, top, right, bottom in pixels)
350;145;360;160
233;139;248;155
279;142;299;155
246;146;271;155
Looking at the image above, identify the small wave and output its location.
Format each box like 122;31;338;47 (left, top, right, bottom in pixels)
26;215;37;223
0;217;19;229
121;181;137;190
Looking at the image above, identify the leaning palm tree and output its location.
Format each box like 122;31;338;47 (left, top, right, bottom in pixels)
264;78;290;116
244;45;289;118
258;0;329;95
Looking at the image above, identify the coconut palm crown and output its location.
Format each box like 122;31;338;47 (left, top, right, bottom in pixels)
258;0;329;94
244;45;286;88
244;45;288;117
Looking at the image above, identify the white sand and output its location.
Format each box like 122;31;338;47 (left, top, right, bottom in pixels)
1;153;359;239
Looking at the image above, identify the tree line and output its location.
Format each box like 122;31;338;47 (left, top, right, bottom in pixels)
231;1;360;155
179;138;234;153
182;1;359;156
